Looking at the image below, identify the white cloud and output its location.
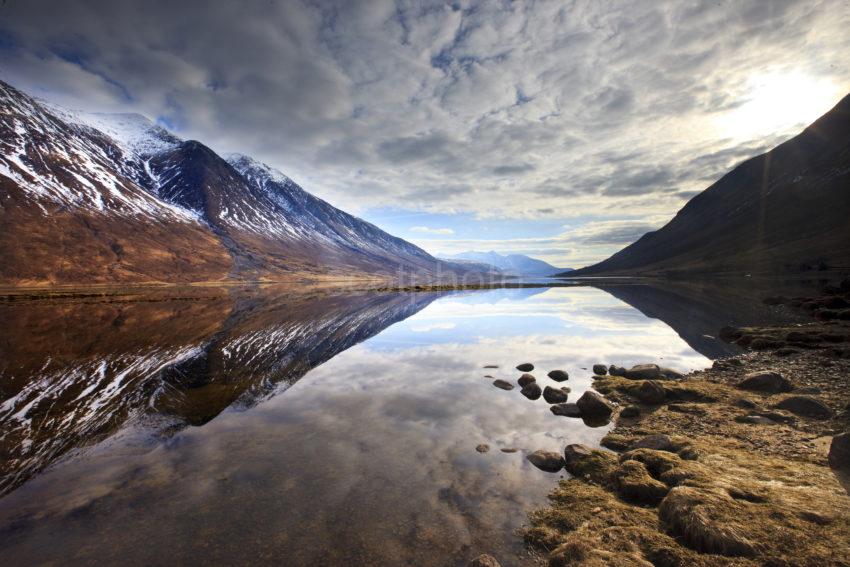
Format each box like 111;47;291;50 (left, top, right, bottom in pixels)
409;226;454;235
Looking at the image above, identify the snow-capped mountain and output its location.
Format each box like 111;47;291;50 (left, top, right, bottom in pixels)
0;80;477;285
444;251;571;276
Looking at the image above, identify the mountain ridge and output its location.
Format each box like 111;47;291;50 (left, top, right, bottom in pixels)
566;93;850;277
0;79;481;286
444;250;570;276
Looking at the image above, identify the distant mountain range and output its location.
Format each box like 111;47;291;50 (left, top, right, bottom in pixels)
567;93;850;277
443;251;570;276
0;80;482;286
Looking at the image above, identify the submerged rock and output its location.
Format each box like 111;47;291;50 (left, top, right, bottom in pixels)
547;369;569;381
550;402;582;417
493;379;515;391
527;450;565;472
543;385;569;404
774;396;834;419
576;391;614;419
518;373;536;387
521;382;542;400
593;364;608;375
500;447;519;453
476;444;490;453
516;363;534;372
737;371;793;393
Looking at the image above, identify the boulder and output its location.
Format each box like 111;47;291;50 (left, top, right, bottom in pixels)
563;443;594;467
774;396;834;420
636;380;666;404
543;385;569;404
492;379;515;391
518;373;536;387
550;403;582;417
547;369;569;381
576;391;614;419
659;487;757;557
624;363;663;380
516;363;534;372
609;365;627;377
526;450;565;472
829;432;850;472
737;371;793;393
592;364;608;375
630;434;673;452
660;367;684;380
469;554;501;567
613;460;670;505
520;382;542;400
620;405;641;418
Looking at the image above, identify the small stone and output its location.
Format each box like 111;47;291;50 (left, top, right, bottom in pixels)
476;444;490;453
630;434;673;452
735;414;776;425
737;371;794;393
520;382;542;400
518;373;536;387
733;398;758;409
469;554;501;567
516;363;534;372
592;364;608;375
576;391;614;418
624;363;663;380
609;365;627;377
636;380;666;404
526;450;565;472
493;379;515;391
543;385;569;404
547;369;569;381
550;403;582;417
620;405;641;418
774;396;834;420
500;447;518;453
483;365;499;369
483;375;495;379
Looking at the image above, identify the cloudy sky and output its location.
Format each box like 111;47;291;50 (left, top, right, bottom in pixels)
1;0;848;267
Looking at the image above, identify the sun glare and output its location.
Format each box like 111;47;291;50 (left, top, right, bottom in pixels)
718;71;843;142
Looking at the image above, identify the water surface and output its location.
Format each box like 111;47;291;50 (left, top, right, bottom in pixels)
0;282;813;565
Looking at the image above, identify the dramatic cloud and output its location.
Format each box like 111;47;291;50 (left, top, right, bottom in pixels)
1;0;848;265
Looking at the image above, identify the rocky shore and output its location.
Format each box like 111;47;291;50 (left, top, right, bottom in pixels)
516;282;850;566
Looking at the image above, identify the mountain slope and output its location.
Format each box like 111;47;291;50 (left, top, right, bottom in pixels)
0;80;474;285
568;94;850;277
446;251;570;276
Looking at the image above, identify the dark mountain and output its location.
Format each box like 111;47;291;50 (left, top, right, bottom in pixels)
0;80;480;285
568;94;850;277
445;250;570;276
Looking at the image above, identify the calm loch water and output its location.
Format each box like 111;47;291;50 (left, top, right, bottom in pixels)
0;281;815;566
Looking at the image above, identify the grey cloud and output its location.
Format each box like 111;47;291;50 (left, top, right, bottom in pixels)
0;0;847;220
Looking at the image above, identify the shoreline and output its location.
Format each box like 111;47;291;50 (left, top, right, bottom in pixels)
522;284;850;566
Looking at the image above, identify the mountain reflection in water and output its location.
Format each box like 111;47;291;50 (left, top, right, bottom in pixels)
0;281;816;566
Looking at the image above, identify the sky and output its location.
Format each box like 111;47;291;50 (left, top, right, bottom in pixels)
1;0;849;268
